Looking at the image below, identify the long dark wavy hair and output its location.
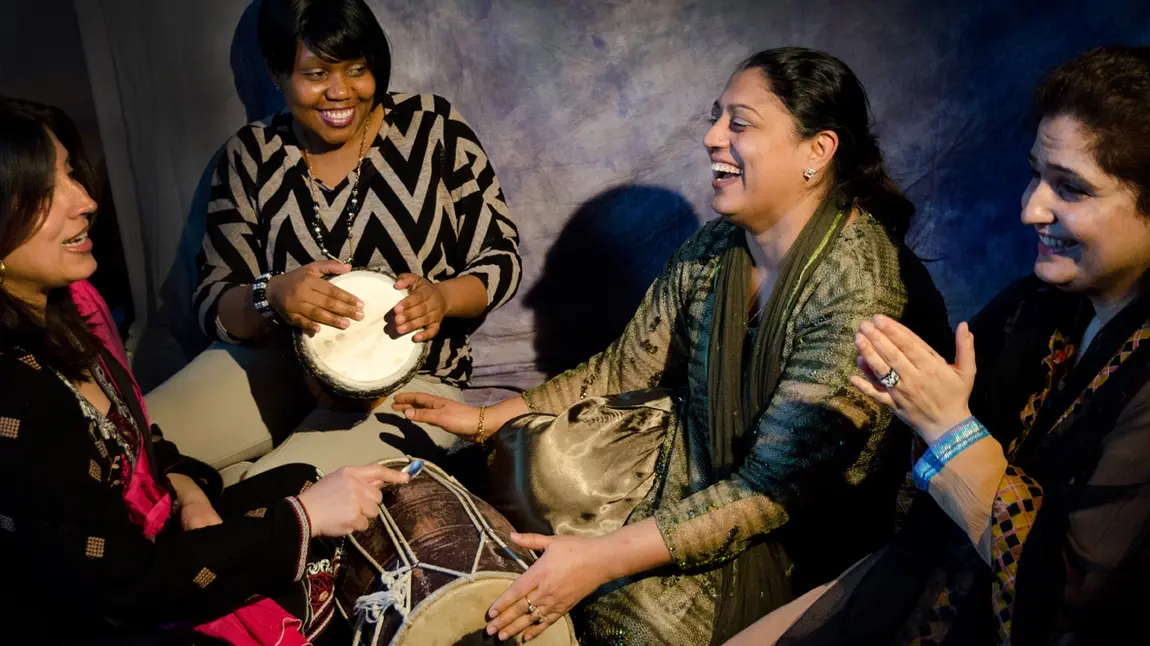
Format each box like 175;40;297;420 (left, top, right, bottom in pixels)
738;47;914;239
0;96;102;380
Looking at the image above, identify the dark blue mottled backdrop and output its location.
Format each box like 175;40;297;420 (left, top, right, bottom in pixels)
78;0;1150;389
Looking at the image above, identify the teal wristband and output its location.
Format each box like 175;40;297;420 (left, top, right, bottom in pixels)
912;417;987;490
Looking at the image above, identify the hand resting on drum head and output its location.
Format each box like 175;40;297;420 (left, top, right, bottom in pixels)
297;464;410;537
269;263;469;343
267;260;365;334
392;273;447;342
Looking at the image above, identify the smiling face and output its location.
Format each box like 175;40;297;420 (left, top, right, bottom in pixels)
2;131;97;304
279;42;376;149
704;69;816;230
1022;114;1150;304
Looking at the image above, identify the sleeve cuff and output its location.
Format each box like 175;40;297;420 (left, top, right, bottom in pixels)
284;496;312;582
456;268;497;306
521;389;541;413
653;492;787;570
164;456;225;502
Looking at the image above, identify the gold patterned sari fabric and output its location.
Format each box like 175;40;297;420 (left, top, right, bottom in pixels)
507;213;943;644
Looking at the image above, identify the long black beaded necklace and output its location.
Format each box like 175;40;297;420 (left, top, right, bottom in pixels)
299;109;375;264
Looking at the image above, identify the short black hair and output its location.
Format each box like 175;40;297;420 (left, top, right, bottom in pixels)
1035;46;1150;216
258;0;392;102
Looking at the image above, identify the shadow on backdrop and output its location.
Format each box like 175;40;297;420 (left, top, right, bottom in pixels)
525;184;701;377
231;0;284;123
131;0;285;391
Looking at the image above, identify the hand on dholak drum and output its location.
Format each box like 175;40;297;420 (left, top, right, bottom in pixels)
392;273;447;341
850;314;977;444
392;392;482;439
296;464;410;537
267;260;364;334
486;533;610;641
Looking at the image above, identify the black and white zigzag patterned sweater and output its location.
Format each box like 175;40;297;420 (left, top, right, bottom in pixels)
194;93;522;386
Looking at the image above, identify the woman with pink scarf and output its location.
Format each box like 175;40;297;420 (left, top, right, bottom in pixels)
0;97;407;644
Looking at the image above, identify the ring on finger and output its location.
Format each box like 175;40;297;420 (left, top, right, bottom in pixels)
878;368;900;389
525;597;538;616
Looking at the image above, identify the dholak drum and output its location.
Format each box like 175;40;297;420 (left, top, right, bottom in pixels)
337;458;579;645
295;269;428;409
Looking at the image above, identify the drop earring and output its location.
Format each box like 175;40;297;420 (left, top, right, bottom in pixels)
803;168;816;180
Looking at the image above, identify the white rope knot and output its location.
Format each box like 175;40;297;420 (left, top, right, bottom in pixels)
349;460;532;645
354;568;413;625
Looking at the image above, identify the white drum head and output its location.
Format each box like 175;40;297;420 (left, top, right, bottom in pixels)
296;270;427;398
392;573;577;646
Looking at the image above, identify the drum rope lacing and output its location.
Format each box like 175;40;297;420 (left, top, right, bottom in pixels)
351;460;532;642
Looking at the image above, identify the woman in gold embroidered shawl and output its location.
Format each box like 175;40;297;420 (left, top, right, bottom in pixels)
394;47;950;645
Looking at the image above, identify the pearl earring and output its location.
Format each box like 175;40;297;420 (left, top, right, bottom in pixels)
803;168;816;180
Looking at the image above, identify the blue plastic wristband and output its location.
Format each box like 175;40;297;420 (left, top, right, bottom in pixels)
912;417;988;490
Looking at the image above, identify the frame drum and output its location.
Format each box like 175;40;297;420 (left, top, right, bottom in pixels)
294;269;428;405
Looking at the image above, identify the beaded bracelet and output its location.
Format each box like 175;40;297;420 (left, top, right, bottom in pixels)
912;417;988;490
251;271;282;323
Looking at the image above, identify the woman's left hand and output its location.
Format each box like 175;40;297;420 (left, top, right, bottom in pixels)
486;533;611;642
180;500;224;531
392;274;447;341
169;473;224;531
850;315;977;444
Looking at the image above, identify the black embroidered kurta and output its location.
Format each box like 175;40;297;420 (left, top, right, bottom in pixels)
0;345;336;641
194;92;521;386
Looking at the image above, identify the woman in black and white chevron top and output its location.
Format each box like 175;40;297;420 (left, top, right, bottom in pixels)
191;0;520;475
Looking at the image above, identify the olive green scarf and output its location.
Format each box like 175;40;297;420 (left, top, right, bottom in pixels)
707;190;850;644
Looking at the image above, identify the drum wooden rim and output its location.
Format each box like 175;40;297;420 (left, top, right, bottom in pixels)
293;267;429;401
390;572;578;646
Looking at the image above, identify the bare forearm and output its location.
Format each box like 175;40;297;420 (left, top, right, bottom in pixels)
217;284;268;340
485;396;532;432
440;275;489;319
600;518;673;581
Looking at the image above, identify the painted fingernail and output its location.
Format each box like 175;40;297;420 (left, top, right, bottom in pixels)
354;311;364;321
